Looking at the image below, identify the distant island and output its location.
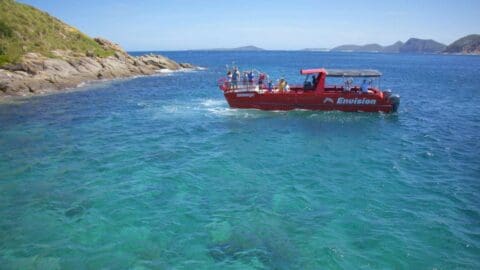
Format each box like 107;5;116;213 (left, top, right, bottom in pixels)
328;35;479;54
0;0;196;100
201;36;480;54
196;45;265;51
330;43;385;53
302;48;330;52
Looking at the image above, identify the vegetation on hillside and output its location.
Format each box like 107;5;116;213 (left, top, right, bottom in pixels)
0;0;114;66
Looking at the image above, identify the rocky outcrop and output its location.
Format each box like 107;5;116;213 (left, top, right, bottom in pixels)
0;39;197;99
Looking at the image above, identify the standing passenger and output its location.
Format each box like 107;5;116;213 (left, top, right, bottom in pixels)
258;73;266;86
278;78;286;92
242;71;248;85
268;80;273;92
361;79;369;93
226;71;232;89
247;70;255;86
232;67;240;89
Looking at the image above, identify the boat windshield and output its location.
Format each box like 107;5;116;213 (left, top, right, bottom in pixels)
325;76;380;90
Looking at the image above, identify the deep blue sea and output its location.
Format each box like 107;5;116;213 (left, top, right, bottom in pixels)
0;51;479;269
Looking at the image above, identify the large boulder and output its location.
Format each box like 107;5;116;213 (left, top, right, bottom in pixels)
94;37;125;53
137;54;181;70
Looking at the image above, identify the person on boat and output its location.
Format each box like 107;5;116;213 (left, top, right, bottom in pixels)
232;67;240;89
278;78;286;92
268;80;273;92
226;70;232;89
304;75;316;90
258;73;266;86
361;79;369;93
344;78;353;91
247;70;255;85
285;81;290;92
242;71;248;85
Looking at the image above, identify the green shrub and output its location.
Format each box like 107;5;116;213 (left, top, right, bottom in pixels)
0;21;13;38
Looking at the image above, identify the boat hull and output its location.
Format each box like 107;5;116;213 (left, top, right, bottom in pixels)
224;90;397;113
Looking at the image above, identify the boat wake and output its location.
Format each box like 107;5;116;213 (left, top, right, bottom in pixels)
156;67;207;74
145;97;393;122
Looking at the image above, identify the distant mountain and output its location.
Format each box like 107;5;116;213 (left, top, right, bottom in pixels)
232;45;265;51
205;45;265;51
382;41;404;53
399;38;446;53
329;39;446;54
330;43;383;52
302;48;329;52
444;34;480;54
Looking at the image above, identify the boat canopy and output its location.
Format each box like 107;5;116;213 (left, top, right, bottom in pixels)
326;69;382;77
300;68;327;75
300;68;381;77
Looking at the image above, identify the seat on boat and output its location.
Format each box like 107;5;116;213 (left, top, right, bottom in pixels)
304;81;313;90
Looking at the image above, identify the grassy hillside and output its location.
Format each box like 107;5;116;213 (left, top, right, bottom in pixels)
0;0;114;66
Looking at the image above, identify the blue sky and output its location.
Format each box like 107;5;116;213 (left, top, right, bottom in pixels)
19;0;480;51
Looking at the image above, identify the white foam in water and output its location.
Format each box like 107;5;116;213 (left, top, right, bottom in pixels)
156;67;206;74
157;69;175;73
201;99;226;107
199;99;267;118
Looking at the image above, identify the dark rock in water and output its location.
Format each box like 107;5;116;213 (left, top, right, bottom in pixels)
65;206;84;218
180;63;195;69
206;227;299;269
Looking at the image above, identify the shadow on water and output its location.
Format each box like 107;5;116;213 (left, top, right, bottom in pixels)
207;224;299;269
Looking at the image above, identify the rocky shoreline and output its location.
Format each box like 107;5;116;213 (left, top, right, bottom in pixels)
0;38;196;101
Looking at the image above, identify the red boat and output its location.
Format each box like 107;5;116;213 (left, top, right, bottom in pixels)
218;68;400;113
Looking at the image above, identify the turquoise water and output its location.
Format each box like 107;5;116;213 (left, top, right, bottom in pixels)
0;51;479;269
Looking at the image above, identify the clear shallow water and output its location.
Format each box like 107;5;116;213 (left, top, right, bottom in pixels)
0;51;479;269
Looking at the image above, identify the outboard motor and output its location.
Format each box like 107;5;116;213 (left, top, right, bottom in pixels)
389;94;400;112
383;90;400;112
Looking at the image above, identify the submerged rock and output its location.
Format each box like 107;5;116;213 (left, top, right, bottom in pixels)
65;205;84;218
208;221;232;243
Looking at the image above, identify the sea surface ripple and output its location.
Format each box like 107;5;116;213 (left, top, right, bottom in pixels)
0;51;479;269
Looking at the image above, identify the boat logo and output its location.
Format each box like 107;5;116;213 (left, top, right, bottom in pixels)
337;97;377;105
236;93;255;98
323;97;334;104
